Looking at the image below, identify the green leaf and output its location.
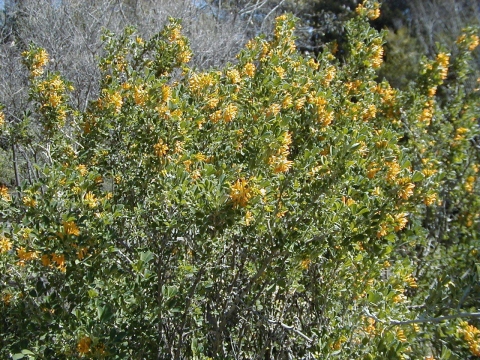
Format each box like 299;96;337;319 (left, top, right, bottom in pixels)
411;171;424;182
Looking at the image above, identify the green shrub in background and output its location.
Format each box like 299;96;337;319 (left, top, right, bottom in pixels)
1;1;479;358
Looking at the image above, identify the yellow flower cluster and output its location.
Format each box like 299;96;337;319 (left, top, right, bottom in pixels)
362;104;377;121
364;317;376;335
227;69;241;84
436;53;450;80
230;178;252;208
101;90;123;114
154;139;169;157
457;321;480;357
168;26;181;42
423;193;437;206
223;103;238;122
42;253;66;272
385;160;401;182
63;221;80;236
0;185;11;201
396;327;407;342
161;84;171;103
371;41;384;69
38;76;67;110
22;195;37;207
189;72;214;93
0;111;4;126
0;236;12;253
17;247;39;265
457;33;480;51
77;164;88;176
243;63;256;78
313;96;334;127
133;85;147;105
356;1;381;20
23;48;49;77
404;274;418;288
269;132;293;173
274;66;286;79
465;176;476;193
398;181;415;200
454;127;469;141
77;336;92;355
266;103;281;117
84;192;98;208
323;65;336;85
394;212;408;231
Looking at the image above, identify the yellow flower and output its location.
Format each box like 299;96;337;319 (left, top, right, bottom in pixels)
424;193;437;206
168;26;182;42
324;65;336;84
0;236;12;253
454;127;469;141
0;185;11;201
51;253;66;272
227;69;241;84
396;327;407;342
295;97;306;110
230;178;252;208
84;192;98;208
368;7;381;20
274;66;285;79
189;73;214;93
63;221;80;236
245;211;254;226
394;213;408;232
223;104;238;122
282;94;293;109
465;176;476;193
2;293;12;305
266;103;281;117
300;258;311;270
161;84;171;102
404;274;418;288
468;35;479;51
22;196;37;207
393;293;407;303
243;63;256;77
386;161;401;182
77;336;91;355
270;156;293;173
76;164;88;176
428;86;437;97
307;58;319;70
134;85;147;105
377;222;388;238
399;183;415;200
154;139;169;157
363;104;377;121
105;91;123;113
177;49;192;64
457;322;480;357
371;44;384;68
17;247;39;264
436;53;450;80
0;111;5;126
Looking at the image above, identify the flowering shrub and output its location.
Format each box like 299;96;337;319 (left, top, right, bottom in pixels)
1;2;479;358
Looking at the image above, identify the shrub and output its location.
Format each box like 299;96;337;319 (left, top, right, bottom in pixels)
1;1;479;358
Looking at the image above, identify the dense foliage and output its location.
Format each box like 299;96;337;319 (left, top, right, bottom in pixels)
1;1;480;358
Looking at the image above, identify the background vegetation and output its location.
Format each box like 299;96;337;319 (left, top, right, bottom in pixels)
1;0;479;358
